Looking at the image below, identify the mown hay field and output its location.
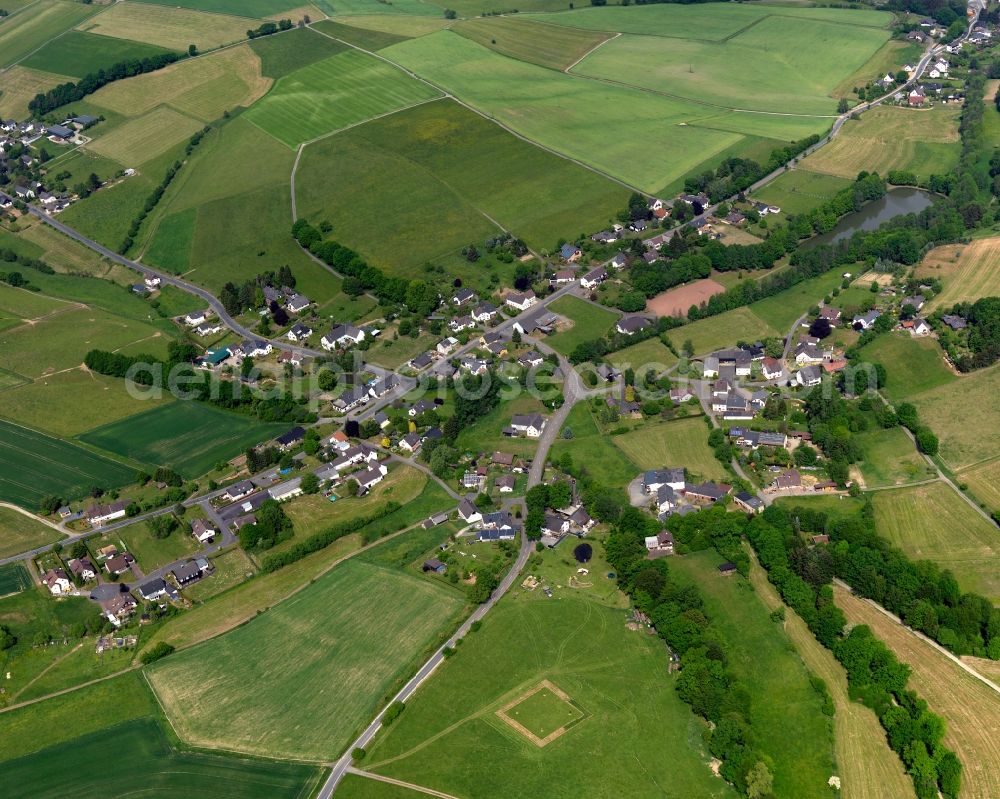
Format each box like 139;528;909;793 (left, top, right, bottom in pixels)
86;105;205;166
148;559;464;760
572;16;888;116
0;0;98;68
295;100;627;270
855;426;935;488
134;0;305;15
0;419;134;508
78;401;289;479
801;105;961;181
918;236;1000;310
0;65;74;120
335;14;453;37
606;336;678;372
244;48;441;146
454;16;610;71
250;25;348;78
87;44;271;122
835;585;1000;799
872;482;1000;602
78;2;254;51
909;364;1000;472
0;508;61;560
312;18;410;51
612;415;727;481
745;549;915;799
957;457;1000;515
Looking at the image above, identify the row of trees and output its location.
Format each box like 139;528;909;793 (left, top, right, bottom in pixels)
745;504;962;798
29;52;182;115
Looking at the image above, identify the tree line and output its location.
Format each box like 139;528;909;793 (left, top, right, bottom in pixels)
29;53;182;115
936;296;1000;372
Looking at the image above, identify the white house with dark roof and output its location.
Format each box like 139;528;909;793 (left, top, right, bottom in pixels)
580;267;607;289
472;302;498;323
452;288;477;306
285;294;311;313
505;290;537;311
322;324;365;350
287;323;312;341
616;316;650;336
509;414;546;438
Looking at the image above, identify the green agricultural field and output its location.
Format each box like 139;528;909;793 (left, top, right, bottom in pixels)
87;105;205;166
295;100;627;271
79;2;254;51
749;268;846;331
857;333;955;402
670;552;835;799
335;15;454;37
802;105;961;181
317;0;440;16
250;25;348;78
142;207;197;273
5;717;324;798
148;559;464;760
856;426;935;488
572;16;888;116
21;30;175;78
547;296;619;355
314;18;410;50
382;31;756;194
613;416;726;481
607;336;678;372
872;482;1000;602
244;48;441;147
910;364;1000;472
957;458;1000;515
0;508;62;560
0;0;99;69
0;419;135;508
667;307;779;356
530;4;891;40
134;0;305;16
0;563;32;597
549;402;637;490
0;65;74;120
752;169;853;216
79;402;290;479
359;545;733;799
454;16;610;71
832;38;924;98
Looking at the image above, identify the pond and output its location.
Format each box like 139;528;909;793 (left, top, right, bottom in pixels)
802;187;935;249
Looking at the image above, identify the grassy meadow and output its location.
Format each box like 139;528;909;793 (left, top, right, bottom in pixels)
872;482;1000;602
667;307;779;355
148;559;464;760
918;236;1000;310
360;544;734;799
752;169;853;216
134;0;306;14
244;48;441;147
855;426;935;488
0;419;135;508
607;336;678;371
21;30;175;77
87;105;205;166
295;100;627;269
79;2;255;51
0;508;61;559
958;458;1000;515
313;18;411;51
455;393;551;458
613;415;727;481
0;563;32;596
250;25;348;77
79;402;290;479
454;16;610;71
549;401;638;491
547;296;619;355
857;333;955;402
748;268;847;331
0;65;74;120
0;0;99;69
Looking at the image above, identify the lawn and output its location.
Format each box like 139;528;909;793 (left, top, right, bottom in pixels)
752;169;853;216
832;38;924;98
549;401;638;490
572;16;888;116
295;100;627;270
454;16;610;71
87;44;270;123
148;559;464;760
612;415;727;481
79;2;255;51
78;402;290;479
250;25;349;77
97;517;202;572
857;333;955;402
87;105;205;166
0;507;62;559
21;30;175;77
667;307;779;356
670;552;834;799
872;482;1000;602
313;18;411;51
244;48;441;147
456;394;551;458
382;31;753;195
5;717;324;798
745;550;914;799
502;682;584;740
0;0;99;69
607;336;678;372
0;563;32;596
855;426;935;489
749;268;848;331
184;546;256;601
134;0;305;15
835;585;1000;799
957;457;1000;515
0;419;135;509
918;236;1000;311
547;296;619;355
801;106;961;181
0;65;74;120
358;545;734;799
910;364;1000;471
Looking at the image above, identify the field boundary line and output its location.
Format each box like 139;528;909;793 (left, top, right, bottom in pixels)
863;476;940;492
10;640;83;702
0;501;66;533
0;664;135;714
347;769;462;799
563;31;619;73
306;23;649;196
833;580;1000;696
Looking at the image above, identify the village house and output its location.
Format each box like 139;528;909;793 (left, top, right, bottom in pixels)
616;316;650;336
172;561;203;587
184;310;208;327
643;468;686;494
901;294;925;312
508;413;546;438
472;302;498;323
580;266;607;289
685;482;731;505
399;432;422;453
495;474;516;493
269;478;303;502
407;352;433;371
551;269;576;285
275;426;306;451
286;323;313;341
773;469;802;491
369;375;398;399
734;491;764;514
105;552;136;576
437;336;460;355
222;480;256;502
942;314;967;330
43;568;72;595
669;387;694;404
422;558;447;574
518;351;545;369
818;306;841;325
100;592;137;626
450;315;476;333
322;324;365;350
610;252;628;270
138;578;169;602
191;518;217;543
86;501;127;527
285;294;311;314
762;357;783;380
355;463;389;492
460;356;490;376
458;499;483;525
276;350;303;368
505;290;538;312
333;385;370;413
655;484;680;514
409;399;436;417
794;343;825;366
195;321;224;337
560;243;582;262
453;288;478;306
68;557;97;582
645;530;674;558
796;365;823;387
